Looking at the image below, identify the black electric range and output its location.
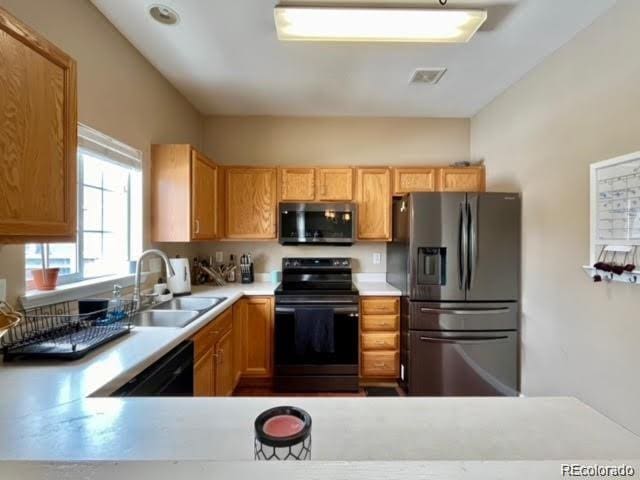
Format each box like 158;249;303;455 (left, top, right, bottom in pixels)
274;258;360;392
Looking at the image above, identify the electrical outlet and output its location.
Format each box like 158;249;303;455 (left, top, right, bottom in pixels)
215;251;224;263
0;279;6;302
373;253;382;265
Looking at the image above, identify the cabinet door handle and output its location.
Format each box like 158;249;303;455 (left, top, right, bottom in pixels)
195;219;200;234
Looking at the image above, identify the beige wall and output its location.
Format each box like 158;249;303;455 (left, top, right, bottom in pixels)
203;116;469;166
191;242;387;275
0;0;204;304
199;116;469;273
471;0;640;434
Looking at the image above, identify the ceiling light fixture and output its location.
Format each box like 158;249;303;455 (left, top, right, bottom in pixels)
148;4;180;26
274;6;487;43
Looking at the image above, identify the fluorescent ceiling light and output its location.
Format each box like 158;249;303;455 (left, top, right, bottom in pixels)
274;6;487;43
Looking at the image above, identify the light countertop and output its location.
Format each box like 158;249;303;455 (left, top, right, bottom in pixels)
0;280;399;419
1;397;639;462
1;281;638;471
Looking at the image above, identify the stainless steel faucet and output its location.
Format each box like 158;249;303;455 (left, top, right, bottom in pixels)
133;249;176;308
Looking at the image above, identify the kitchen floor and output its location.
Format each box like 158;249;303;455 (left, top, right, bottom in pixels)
233;384;405;397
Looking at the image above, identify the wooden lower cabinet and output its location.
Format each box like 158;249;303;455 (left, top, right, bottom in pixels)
191;307;233;396
237;297;274;378
194;347;215;397
361;351;399;377
232;302;244;387
214;328;234;396
360;297;400;380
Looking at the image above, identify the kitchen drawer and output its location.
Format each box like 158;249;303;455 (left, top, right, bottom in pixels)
192;308;232;359
361;314;399;332
361;297;399;315
361;351;398;377
361;332;399;351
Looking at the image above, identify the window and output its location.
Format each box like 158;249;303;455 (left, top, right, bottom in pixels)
26;125;142;287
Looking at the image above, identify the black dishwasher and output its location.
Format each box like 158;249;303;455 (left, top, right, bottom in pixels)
112;341;194;397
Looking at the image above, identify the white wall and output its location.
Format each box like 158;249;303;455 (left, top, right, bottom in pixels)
0;0;204;304
471;0;640;434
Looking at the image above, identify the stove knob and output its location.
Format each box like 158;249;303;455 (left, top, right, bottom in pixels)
342;259;349;266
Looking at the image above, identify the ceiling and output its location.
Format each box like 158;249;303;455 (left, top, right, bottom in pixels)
90;0;616;117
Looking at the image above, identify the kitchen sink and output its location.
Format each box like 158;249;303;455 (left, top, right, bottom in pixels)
130;297;226;328
130;310;200;328
153;297;226;312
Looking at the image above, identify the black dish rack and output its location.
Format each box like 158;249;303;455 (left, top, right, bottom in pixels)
1;299;136;361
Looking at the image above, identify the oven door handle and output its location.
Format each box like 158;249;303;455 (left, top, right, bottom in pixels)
275;306;359;315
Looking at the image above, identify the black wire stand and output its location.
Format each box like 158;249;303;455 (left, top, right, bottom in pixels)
1;299;136;361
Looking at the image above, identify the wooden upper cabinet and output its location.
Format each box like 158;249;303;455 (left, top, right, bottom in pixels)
393;168;437;195
191;150;218;240
438;167;486;192
226;167;277;239
317;168;354;201
356;168;392;241
151;144;220;242
279;168;315;201
0;8;77;243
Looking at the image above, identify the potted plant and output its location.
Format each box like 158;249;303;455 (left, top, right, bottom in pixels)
31;244;59;291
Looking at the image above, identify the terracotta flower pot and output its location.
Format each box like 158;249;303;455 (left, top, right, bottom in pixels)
32;268;60;291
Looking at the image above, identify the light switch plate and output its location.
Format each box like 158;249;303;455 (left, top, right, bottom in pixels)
0;279;6;302
373;253;382;265
215;251;224;263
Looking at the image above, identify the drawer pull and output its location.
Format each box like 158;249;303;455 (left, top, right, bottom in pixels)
375;340;385;345
374;362;387;367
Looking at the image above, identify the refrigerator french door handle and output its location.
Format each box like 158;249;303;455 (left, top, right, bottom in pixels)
467;195;479;290
419;307;510;315
458;202;468;290
419;335;510;344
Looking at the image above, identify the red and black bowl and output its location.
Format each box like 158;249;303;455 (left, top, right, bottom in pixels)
254;406;312;460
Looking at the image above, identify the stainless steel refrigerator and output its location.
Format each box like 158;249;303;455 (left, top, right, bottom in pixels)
387;192;521;396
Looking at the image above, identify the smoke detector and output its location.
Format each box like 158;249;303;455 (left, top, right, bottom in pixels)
148;5;180;25
410;68;447;85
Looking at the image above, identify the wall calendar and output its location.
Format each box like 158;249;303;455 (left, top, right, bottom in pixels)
590;151;640;263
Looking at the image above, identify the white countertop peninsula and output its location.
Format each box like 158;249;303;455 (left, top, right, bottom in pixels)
1;282;638;478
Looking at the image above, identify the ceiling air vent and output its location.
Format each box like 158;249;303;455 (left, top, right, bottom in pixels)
410;68;447;85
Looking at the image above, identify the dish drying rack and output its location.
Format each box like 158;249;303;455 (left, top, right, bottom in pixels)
1;299;137;360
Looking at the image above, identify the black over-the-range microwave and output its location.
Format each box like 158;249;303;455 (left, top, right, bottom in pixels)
278;203;356;245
